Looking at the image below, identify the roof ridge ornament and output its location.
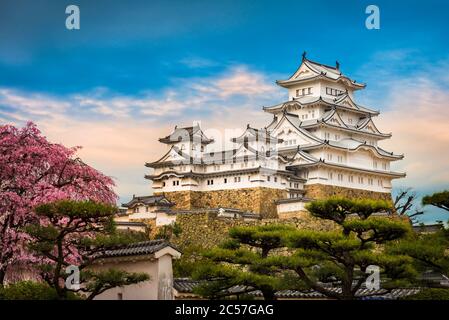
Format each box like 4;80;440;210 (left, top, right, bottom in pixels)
336;60;340;70
302;51;307;61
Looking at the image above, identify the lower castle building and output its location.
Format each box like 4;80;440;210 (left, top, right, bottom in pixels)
123;54;405;222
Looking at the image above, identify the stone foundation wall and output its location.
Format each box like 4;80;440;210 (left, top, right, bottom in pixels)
304;184;392;202
172;211;337;249
156;187;287;218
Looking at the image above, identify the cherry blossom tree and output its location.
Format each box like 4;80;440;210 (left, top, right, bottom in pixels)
0;122;116;284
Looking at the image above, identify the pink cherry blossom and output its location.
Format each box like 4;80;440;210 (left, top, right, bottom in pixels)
0;122;117;283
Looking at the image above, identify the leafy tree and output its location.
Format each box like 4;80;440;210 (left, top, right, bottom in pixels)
276;198;415;300
24;200;149;300
422;190;449;212
192;224;298;300
0;122;116;284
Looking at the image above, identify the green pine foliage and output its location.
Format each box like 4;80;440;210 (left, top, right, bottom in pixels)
193;198;416;300
422;190;449;212
24;200;149;300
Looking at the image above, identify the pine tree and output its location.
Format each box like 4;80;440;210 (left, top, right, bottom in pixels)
24;200;149;300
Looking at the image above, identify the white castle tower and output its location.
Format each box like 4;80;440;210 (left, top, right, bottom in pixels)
143;53;405;218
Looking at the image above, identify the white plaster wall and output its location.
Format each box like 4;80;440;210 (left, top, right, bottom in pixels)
277;201;307;213
92;259;159;300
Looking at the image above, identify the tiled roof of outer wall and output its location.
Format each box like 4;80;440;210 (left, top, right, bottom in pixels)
173;278;420;299
99;240;179;258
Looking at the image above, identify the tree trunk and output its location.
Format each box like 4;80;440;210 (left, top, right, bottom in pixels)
0;267;6;285
260;287;276;300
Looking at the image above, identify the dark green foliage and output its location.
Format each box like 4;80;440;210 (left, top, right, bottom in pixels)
422;190;449;212
392;190;449;280
173;244;206;278
0;281;59;300
154;222;182;240
24;200;149;300
81;269;149;300
305;197;392;223
402;288;449;300
195;198;415;300
193;225;298;300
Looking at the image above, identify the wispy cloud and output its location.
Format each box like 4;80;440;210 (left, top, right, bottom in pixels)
0;65;281;202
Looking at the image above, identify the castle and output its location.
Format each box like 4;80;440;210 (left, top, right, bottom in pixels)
120;54;405;223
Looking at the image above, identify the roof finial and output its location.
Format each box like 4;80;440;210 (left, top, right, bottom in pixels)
336;60;340;70
302;51;307;61
247;123;250;129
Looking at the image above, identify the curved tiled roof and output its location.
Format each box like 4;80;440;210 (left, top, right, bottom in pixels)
121;195;174;208
159;124;214;145
99;240;180;258
173;278;420;299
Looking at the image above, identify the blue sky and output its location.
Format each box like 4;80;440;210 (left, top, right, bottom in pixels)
0;0;448;223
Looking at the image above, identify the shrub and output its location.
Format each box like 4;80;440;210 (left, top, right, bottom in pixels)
0;281;59;300
402;288;449;300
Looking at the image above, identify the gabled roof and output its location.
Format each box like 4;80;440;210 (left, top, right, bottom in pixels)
288;159;406;178
121;195;174;208
159;124;214;145
276;53;366;90
302;138;404;160
269;111;323;145
97;240;181;259
145;145;202;168
231;125;283;144
299;108;391;139
263;94;379;116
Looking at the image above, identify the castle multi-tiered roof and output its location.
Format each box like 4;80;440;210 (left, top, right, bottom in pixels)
142;53;405;218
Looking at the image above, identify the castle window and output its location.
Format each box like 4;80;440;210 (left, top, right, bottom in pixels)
308;87;312;94
274;177;278;183
328;172;333;180
368;178;373;185
325;132;330;139
162;182;166;187
224;178;227;184
337;155;343;163
335;134;340;140
326;87;344;96
373;161;377;169
248;176;251;181
267;176;271;182
207;179;214;185
327;153;333;161
296;89;300;97
348;175;354;183
338;173;343;181
234;176;241;183
146;207;149;212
